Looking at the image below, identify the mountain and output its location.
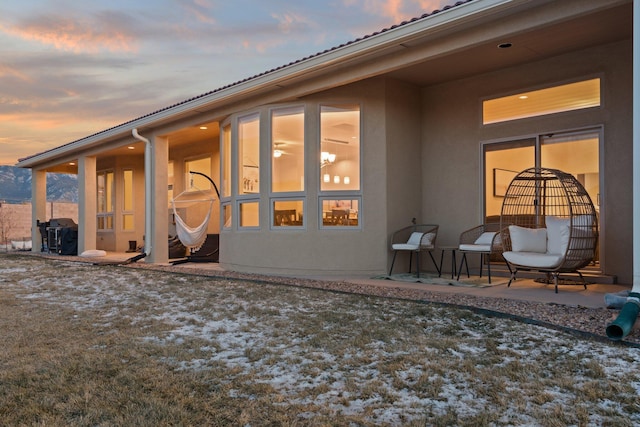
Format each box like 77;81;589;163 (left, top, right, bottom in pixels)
0;166;78;203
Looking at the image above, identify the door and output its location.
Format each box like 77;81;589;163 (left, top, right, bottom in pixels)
483;128;602;269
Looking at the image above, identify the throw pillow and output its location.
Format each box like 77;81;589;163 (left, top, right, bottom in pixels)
545;216;570;255
509;225;547;253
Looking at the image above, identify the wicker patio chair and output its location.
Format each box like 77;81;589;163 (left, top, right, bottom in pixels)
457;222;510;284
389;224;440;278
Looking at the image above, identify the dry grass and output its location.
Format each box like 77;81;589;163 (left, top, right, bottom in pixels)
1;253;639;426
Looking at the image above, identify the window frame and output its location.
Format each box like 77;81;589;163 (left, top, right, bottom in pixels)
97;169;114;231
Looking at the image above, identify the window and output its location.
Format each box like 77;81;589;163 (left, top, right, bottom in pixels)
272;199;304;227
272;106;304;192
97;170;114;230
239;201;259;228
221;124;231;198
483;78;601;125
320;105;360;191
122;169;134;231
238;113;260;195
321;198;359;227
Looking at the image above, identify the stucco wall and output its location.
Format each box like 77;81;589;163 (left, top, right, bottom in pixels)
421;39;633;282
217;78;424;276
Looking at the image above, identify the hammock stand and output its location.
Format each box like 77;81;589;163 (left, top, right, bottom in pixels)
170;171;220;265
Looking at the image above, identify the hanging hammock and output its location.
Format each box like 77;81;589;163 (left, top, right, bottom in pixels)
171;187;215;253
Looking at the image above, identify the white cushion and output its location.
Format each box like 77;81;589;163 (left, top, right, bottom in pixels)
474;232;496;245
422;232;436;248
392;231;435;251
392;243;419;251
503;251;564;269
459;243;491;252
509;226;547;253
406;232;423;246
545;216;570;255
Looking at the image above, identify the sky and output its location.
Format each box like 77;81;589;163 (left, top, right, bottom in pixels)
0;0;453;166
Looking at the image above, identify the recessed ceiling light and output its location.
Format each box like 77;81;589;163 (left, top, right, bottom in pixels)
498;42;513;49
199;126;208;130
69;162;76;166
127;146;135;150
519;95;528;100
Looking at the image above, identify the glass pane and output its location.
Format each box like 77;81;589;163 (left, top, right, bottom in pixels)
484;140;535;218
223;204;232;228
97;173;105;213
483;78;600;125
238;113;260;195
272;106;304;192
123;214;134;230
239;202;259;227
105;172;114;213
321;199;359;227
320;105;360;191
541;131;600;212
186;157;212;191
273;200;304;227
123;169;133;211
222;124;231;197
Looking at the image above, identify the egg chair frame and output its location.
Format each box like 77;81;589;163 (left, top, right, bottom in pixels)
499;167;599;293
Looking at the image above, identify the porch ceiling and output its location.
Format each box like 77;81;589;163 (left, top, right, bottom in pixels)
385;2;632;87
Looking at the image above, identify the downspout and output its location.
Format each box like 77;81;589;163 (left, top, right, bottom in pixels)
606;0;640;340
132;129;152;258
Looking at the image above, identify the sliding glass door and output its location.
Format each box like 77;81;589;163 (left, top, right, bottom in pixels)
483;128;602;268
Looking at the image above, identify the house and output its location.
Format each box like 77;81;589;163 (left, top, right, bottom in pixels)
16;0;638;284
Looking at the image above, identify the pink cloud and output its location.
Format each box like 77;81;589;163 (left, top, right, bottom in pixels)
345;0;450;22
1;14;138;54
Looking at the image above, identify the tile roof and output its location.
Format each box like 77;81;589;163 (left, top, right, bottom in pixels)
19;0;474;163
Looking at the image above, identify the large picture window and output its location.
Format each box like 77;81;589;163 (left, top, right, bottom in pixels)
320;105;360;192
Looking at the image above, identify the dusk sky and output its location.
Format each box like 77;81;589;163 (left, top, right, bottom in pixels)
0;0;451;165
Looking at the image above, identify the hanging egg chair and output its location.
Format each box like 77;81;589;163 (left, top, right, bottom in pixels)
499;167;598;293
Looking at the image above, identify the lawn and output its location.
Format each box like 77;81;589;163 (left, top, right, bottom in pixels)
1;254;639;426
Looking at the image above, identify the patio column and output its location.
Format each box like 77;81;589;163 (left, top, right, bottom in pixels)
147;135;169;264
77;156;97;254
31;169;46;252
